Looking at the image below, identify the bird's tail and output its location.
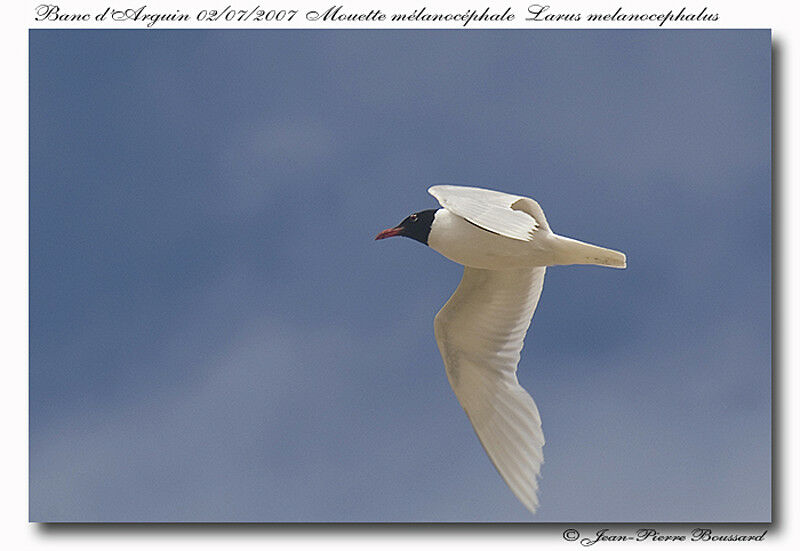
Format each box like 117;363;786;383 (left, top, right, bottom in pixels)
552;235;627;269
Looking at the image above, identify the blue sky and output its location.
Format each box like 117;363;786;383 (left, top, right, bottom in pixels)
29;30;771;522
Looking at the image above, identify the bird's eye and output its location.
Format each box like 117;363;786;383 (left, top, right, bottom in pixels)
409;214;418;222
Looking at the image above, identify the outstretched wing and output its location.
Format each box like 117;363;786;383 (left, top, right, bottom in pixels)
429;185;550;241
434;266;546;514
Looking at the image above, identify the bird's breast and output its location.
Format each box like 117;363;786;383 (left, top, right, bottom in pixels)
428;209;556;269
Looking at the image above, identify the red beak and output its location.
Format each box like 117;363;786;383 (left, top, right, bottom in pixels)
375;226;403;240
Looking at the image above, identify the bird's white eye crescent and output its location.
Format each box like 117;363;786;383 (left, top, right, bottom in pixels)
409;214;418;222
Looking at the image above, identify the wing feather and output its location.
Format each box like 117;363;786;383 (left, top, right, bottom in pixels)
428;185;549;241
434;266;546;514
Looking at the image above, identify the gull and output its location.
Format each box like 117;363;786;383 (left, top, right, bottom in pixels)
375;185;626;515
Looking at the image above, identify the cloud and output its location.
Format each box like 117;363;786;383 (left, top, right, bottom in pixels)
30;29;770;522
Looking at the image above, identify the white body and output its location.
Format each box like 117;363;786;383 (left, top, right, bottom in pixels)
427;185;626;271
428;209;573;270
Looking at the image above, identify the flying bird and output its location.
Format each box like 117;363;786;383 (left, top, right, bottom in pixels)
375;185;626;515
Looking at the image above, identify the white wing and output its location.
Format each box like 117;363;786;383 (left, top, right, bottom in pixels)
434;266;546;514
429;185;550;241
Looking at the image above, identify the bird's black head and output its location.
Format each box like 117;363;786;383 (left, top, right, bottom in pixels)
375;209;438;246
